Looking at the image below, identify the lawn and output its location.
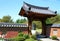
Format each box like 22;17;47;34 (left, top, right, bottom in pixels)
36;29;42;34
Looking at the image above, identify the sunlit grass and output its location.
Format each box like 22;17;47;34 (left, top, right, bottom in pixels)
36;29;42;34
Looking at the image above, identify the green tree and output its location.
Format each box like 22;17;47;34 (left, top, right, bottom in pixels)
46;18;52;24
2;15;11;22
32;21;42;29
0;15;14;23
0;19;1;22
16;19;20;23
9;19;14;23
16;18;27;23
46;14;60;24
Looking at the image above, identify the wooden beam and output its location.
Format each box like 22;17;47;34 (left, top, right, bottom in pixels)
41;19;47;35
28;18;33;35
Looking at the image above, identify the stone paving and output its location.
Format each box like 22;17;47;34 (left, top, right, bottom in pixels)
0;40;4;41
40;38;58;41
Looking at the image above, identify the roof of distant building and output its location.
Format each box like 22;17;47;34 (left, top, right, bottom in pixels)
46;24;60;27
0;23;28;27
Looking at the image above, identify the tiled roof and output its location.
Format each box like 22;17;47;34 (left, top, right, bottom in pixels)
46;24;60;27
22;2;57;15
24;2;49;10
51;24;60;27
0;23;28;27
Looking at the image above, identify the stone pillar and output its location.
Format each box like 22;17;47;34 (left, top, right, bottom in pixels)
41;20;46;35
28;18;32;35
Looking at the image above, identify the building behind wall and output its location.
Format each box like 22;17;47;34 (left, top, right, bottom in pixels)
46;24;60;38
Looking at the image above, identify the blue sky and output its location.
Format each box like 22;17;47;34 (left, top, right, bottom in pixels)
0;0;60;21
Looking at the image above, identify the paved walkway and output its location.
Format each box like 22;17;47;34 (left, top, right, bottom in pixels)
40;38;58;41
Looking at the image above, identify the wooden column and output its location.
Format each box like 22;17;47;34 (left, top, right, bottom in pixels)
41;19;46;35
28;18;32;35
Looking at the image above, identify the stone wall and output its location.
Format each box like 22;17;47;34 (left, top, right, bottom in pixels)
0;27;28;38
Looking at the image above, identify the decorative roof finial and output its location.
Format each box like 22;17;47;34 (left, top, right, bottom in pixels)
55;11;57;14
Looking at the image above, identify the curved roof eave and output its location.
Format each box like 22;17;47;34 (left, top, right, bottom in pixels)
22;2;57;15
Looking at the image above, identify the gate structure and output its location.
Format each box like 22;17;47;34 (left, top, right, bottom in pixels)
19;2;57;35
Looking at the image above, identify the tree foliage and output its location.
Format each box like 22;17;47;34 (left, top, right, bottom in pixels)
32;21;42;29
32;14;60;29
16;18;27;23
10;33;29;41
46;14;60;24
0;15;14;23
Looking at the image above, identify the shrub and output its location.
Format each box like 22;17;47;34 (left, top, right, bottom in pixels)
18;32;24;36
23;34;30;39
13;36;25;41
9;32;30;41
0;38;4;40
31;35;36;40
25;38;37;41
10;33;24;41
51;36;57;40
7;38;15;41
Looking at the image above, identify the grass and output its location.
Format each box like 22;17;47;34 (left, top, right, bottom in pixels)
36;29;42;34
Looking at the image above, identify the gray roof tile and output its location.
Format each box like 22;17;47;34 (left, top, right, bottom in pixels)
51;24;60;27
0;23;28;27
46;24;60;27
23;2;57;15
